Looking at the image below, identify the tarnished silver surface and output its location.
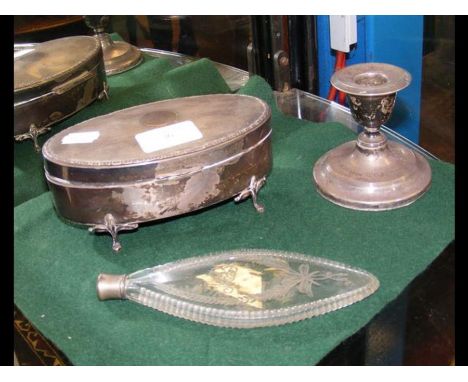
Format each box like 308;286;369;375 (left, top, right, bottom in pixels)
43;94;272;250
85;16;142;76
14;36;107;149
313;63;432;211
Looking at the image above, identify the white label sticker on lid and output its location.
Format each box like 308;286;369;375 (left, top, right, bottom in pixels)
61;131;100;144
135;120;203;154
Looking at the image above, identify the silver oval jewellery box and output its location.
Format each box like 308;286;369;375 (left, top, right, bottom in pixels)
14;36;108;151
42;94;272;251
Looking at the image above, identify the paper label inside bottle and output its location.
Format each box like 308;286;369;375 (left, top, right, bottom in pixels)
135;120;203;154
61;131;100;144
196;264;263;308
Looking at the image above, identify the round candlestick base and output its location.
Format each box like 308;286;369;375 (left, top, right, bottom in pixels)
313;137;432;211
98;34;143;76
85;16;142;76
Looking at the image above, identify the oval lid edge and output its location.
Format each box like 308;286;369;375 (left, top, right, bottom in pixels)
14;36;101;93
42;94;272;169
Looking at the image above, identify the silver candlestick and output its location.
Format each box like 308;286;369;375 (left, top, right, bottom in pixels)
313;63;432;211
85;16;142;76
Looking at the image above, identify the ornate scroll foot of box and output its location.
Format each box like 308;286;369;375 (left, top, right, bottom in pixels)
14;123;51;153
98;82;109;101
235;175;267;213
89;213;139;252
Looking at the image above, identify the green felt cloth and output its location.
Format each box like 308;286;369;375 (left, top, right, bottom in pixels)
14;72;454;364
14;49;231;206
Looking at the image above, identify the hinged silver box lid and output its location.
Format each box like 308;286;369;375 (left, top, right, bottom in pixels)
43;93;271;178
14;36;101;98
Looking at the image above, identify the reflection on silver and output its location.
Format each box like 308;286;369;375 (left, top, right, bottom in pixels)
14;48;34;58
